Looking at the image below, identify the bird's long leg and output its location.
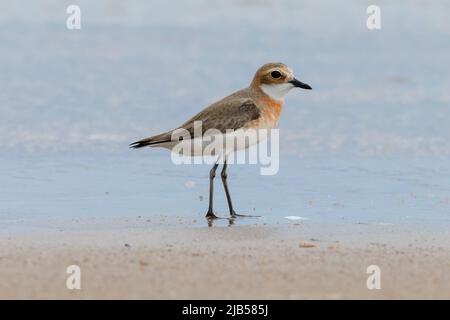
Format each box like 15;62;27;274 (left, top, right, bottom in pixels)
221;160;260;219
205;162;219;219
220;160;236;217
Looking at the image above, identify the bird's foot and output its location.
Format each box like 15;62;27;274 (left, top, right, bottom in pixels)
205;210;219;219
230;211;260;219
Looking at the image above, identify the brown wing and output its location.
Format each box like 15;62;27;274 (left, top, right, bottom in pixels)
179;98;261;136
130;98;260;148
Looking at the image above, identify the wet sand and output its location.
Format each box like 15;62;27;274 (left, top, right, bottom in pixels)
1;216;449;299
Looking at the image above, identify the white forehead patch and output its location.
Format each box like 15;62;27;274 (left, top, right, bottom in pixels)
260;83;294;101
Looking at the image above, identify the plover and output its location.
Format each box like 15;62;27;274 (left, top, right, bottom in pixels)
131;62;311;219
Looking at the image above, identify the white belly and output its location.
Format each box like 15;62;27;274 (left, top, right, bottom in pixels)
163;128;270;158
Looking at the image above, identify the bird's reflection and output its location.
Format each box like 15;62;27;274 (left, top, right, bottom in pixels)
206;217;236;227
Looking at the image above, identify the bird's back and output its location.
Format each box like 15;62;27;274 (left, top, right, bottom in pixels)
130;87;263;149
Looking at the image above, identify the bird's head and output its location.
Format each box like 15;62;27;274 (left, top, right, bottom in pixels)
251;62;312;101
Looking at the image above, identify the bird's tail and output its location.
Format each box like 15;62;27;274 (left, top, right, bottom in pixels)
130;131;173;149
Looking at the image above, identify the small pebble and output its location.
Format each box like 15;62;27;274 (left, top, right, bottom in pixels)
139;260;148;266
299;241;316;248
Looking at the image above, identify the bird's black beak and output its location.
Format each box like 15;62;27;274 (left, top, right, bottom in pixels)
289;78;312;90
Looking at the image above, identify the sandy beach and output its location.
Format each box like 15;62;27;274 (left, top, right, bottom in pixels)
1;216;449;299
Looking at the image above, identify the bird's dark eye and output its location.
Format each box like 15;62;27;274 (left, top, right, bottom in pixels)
271;71;281;79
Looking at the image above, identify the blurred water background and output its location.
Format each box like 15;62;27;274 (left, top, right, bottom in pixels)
1;0;449;229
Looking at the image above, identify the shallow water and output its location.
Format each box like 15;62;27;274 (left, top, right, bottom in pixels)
0;1;449;231
1;152;450;232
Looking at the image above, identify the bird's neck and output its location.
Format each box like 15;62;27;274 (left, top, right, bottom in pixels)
255;95;284;128
260;95;284;125
250;85;285;125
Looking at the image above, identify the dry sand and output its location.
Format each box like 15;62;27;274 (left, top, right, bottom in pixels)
0;216;449;299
